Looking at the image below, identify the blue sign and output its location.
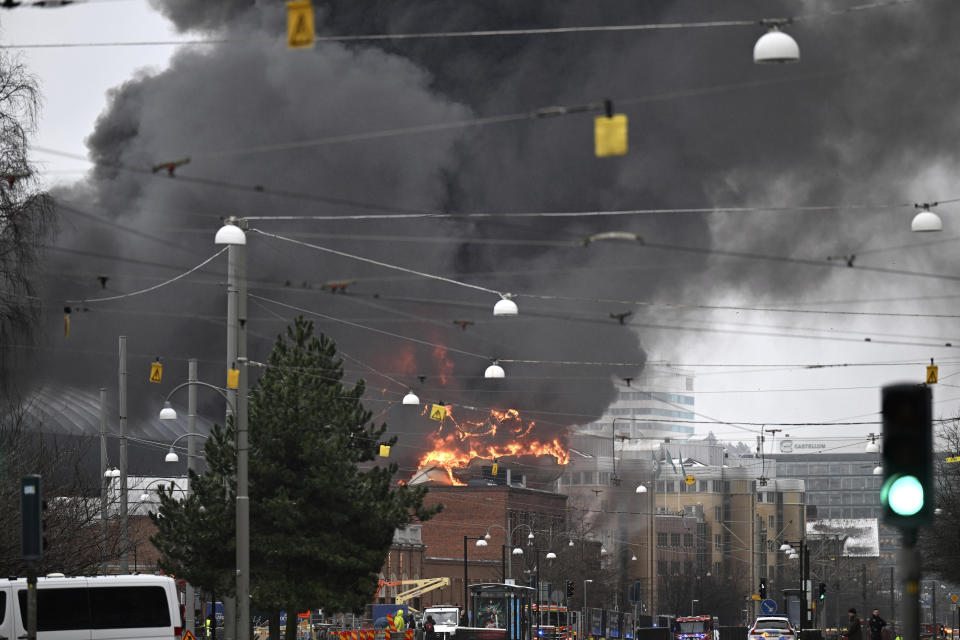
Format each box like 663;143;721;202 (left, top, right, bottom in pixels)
761;599;778;615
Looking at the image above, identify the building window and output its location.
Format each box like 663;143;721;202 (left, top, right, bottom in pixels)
684;534;693;547
769;515;775;528
715;535;722;550
670;533;681;547
714;506;722;521
760;565;767;578
658;561;667;576
657;533;668;547
671;561;682;575
714;561;722;576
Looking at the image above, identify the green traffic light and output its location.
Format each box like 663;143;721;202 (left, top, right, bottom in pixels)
882;474;925;516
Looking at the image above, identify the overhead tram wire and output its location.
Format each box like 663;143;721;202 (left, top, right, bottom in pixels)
1;0;930;48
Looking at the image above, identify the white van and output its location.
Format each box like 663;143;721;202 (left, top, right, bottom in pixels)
0;574;182;640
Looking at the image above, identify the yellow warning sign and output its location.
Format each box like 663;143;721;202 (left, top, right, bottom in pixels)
685;475;695;486
946;456;960;464
379;444;391;458
751;594;762;601
430;404;447;422
492;463;498;476
927;365;939;384
226;368;239;389
594;114;628;157
286;0;315;49
149;361;163;384
183;631;197;640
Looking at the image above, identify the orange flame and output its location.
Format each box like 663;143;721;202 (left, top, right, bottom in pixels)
416;407;569;483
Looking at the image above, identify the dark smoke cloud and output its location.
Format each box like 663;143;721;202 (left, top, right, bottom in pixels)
26;0;960;475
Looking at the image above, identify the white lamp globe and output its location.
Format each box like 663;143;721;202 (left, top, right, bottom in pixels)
754;27;800;64
402;390;420;405
493;298;518;316
485;362;506;379
912;209;942;232
215;223;246;245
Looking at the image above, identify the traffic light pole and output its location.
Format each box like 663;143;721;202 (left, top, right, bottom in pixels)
900;530;921;640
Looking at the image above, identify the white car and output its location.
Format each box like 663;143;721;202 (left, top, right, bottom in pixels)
748;616;798;640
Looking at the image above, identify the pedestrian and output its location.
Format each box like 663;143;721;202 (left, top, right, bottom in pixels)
848;608;863;640
425;616;437;640
869;609;886;640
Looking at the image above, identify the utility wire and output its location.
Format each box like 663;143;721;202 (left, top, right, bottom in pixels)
0;0;927;48
63;247;227;304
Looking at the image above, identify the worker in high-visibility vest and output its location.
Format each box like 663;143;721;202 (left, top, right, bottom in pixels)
395;610;405;633
206;616;212;638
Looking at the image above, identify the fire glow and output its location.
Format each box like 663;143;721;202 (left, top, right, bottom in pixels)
416;406;569;485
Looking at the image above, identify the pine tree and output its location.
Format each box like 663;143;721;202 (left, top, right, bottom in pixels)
152;316;441;638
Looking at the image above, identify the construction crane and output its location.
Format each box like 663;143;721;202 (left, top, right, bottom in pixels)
377;577;451;608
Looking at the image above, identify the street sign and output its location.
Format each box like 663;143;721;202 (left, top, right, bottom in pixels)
149;360;162;383
752;594;762;601
183;632;196;640
685;475;696;485
761;599;778;615
430;404;447;421
286;0;315;49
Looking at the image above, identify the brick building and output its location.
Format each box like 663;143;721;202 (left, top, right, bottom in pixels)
377;483;569;610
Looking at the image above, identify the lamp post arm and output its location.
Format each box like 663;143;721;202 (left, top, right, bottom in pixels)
170;432;211;448
163;381;237;415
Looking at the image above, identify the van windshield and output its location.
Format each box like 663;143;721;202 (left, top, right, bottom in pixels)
432;612;459;626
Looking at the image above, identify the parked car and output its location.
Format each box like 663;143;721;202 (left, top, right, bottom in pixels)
748;616;798;640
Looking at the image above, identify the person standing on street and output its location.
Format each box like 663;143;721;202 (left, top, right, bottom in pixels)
869;609;886;640
848;608;863;640
424;616;437;640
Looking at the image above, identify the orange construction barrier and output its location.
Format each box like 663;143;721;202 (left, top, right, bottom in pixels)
405;630;414;640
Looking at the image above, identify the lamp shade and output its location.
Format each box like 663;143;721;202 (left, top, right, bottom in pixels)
165;448;180;463
402;390;420;405
215;223;246;245
912;209;942;232
485;362;506;379
546;552;557;559
873;464;883;475
158;401;178;421
865;440;880;454
475;538;488;547
779;543;792;552
140;492;151;502
754;28;800;64
493;297;518;316
631;554;638;561
636;484;648;493
512;547;524;555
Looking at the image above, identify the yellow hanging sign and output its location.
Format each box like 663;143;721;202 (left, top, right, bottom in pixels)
379;444;391;458
684;474;695;486
946;456;960;463
226;368;239;389
286;0;315;49
927;365;939;384
430;404;447;422
594;114;628;157
149;361;163;384
492;463;498;476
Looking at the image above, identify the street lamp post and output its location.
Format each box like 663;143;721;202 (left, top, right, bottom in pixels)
583;579;593;639
216;219;248;640
464;536;488;626
484;524;535;582
532;549;557;637
781;539;810;628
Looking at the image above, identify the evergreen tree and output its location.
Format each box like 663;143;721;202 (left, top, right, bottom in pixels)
152;316;440;638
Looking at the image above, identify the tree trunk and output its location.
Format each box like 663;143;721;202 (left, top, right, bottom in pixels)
285;604;298;640
270;608;281;640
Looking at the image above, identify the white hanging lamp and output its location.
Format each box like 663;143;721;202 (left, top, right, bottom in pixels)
912;204;942;232
158;401;178;421
402;390;420;405
493;296;518;316
485;361;506;379
754;23;800;64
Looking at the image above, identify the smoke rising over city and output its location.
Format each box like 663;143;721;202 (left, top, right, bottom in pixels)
20;0;960;475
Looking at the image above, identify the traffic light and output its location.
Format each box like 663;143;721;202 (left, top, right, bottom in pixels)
21;475;42;561
881;384;934;528
759;578;767;599
566;580;574;598
819;582;826;600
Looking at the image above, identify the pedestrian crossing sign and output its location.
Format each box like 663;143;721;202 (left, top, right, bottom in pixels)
286;0;315;49
430;404;447;421
150;360;163;383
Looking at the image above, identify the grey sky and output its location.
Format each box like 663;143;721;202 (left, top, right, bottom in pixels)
3;0;959;472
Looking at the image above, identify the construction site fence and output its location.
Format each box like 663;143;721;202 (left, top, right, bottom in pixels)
253;627;418;640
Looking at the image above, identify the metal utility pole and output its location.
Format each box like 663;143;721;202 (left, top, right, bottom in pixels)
900;531;921;640
184;358;198;637
99;387;107;574
891;567;895;630
118;335;128;573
